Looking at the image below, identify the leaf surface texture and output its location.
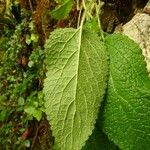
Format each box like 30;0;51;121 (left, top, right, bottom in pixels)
44;28;108;150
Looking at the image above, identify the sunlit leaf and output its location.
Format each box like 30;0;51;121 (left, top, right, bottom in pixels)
44;28;108;149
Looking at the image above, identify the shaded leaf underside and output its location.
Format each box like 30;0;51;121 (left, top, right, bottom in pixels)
82;125;118;150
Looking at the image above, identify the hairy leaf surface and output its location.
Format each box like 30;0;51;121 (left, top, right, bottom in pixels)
44;28;108;150
102;34;150;150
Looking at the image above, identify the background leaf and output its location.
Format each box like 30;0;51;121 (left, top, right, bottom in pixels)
101;34;150;150
51;0;74;19
44;28;108;150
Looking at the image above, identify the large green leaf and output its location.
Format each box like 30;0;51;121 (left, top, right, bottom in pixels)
102;34;150;150
44;28;108;150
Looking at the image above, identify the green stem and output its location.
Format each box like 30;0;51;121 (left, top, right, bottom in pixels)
96;0;104;41
77;6;82;28
82;0;86;10
77;0;80;10
77;0;86;28
80;9;86;28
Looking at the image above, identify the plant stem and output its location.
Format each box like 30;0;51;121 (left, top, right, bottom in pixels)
96;0;104;41
80;9;86;28
77;6;82;28
77;0;80;10
77;0;87;28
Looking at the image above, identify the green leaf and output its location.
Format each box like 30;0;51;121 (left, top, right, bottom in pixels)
82;126;118;150
31;33;39;43
0;109;7;122
25;34;31;45
51;0;74;19
44;28;108;150
28;60;34;68
102;34;150;150
33;109;42;121
24;106;42;121
23;140;30;148
18;97;25;106
24;106;35;114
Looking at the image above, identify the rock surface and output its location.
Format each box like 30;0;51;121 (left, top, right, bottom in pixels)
121;1;150;74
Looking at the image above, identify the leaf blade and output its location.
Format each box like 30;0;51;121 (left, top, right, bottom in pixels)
102;34;150;150
44;28;108;150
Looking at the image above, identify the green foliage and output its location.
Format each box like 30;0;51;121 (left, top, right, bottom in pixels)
0;9;45;149
101;34;150;150
44;28;150;149
1;0;150;150
42;0;150;149
51;0;74;19
44;28;108;150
